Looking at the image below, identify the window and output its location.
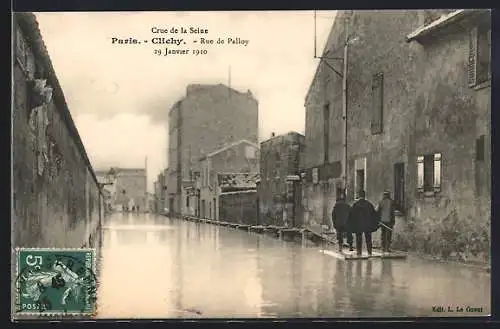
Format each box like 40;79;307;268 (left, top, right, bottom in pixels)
186;196;190;207
469;24;491;87
417;153;441;193
371;73;384;134
476;135;485;161
245;146;256;159
324;103;330;163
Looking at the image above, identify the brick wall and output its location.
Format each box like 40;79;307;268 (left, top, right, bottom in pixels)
12;14;103;250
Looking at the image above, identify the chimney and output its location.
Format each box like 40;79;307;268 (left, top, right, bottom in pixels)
271;132;275;137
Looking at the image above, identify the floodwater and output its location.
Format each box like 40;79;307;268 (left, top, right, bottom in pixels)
96;213;491;319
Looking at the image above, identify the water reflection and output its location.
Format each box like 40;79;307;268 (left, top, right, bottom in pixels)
97;213;490;318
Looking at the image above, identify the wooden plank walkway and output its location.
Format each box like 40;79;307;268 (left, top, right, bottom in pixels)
320;249;407;260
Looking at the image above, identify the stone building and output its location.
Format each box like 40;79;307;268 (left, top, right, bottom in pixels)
190;139;259;220
153;170;166;214
12;12;103;249
166;84;259;216
112;168;147;212
304;9;491;261
257;132;305;227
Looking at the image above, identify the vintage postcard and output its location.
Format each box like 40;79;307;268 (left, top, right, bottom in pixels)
11;9;491;320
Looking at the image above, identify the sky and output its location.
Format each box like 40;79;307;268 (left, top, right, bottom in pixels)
35;11;336;192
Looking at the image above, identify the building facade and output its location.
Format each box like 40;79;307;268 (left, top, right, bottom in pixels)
258;132;305;227
12;12;103;249
304;9;491;262
190;139;260;220
166;84;259;216
153;170;166;214
112;168;147;212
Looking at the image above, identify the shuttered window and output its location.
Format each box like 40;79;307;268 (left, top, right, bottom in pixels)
371;73;384;134
417;153;441;193
469;24;491;87
323;103;330;163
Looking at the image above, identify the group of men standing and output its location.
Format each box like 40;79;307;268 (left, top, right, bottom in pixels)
332;190;396;256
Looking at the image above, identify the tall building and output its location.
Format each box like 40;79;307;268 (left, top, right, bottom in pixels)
166;84;259;215
303;10;491;261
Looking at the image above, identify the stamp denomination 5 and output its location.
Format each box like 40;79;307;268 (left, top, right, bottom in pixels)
14;248;97;317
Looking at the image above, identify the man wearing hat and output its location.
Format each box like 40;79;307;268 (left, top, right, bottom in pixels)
377;191;396;252
347;190;378;256
332;191;353;252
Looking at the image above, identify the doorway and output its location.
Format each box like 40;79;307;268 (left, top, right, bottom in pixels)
394;162;405;212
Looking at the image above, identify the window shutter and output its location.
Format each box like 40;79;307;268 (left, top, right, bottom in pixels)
468;27;478;87
433;153;441;191
417;156;424;192
371;73;383;134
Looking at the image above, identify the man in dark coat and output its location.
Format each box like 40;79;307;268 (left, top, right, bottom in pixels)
332;192;353;252
376;191;396;252
347;190;378;256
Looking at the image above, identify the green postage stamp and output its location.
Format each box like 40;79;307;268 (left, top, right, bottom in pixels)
14;248;97;316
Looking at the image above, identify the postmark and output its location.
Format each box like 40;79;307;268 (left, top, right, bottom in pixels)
14;248;97;317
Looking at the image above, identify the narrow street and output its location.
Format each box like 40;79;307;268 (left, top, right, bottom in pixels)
96;212;490;318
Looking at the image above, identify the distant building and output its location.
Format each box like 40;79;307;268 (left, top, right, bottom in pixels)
153;170;167;214
112;167;147;212
304;10;491;260
257;132;305;227
190;139;259;219
166;84;259;216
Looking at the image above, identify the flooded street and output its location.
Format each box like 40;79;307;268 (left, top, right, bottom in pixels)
96;213;490;319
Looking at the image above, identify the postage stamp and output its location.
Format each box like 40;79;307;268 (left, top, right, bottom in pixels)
14;248;97;317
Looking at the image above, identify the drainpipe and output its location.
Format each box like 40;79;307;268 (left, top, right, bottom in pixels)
342;13;350;200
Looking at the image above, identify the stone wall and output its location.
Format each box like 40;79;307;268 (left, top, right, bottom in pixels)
12;13;103;250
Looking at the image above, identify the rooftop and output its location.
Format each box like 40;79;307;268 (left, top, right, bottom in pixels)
199;139;259;161
407;9;490;43
170;83;257;114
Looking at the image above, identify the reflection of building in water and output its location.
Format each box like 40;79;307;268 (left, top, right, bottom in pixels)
257;245;297;317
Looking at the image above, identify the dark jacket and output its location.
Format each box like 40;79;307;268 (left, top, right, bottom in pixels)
332;200;351;231
347;198;378;233
376;197;396;227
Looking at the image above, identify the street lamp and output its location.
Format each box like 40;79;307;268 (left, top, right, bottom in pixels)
314;10;358;199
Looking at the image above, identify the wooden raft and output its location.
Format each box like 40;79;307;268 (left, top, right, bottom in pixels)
320;249;407;260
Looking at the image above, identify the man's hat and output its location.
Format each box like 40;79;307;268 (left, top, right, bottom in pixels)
383;190;390;196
